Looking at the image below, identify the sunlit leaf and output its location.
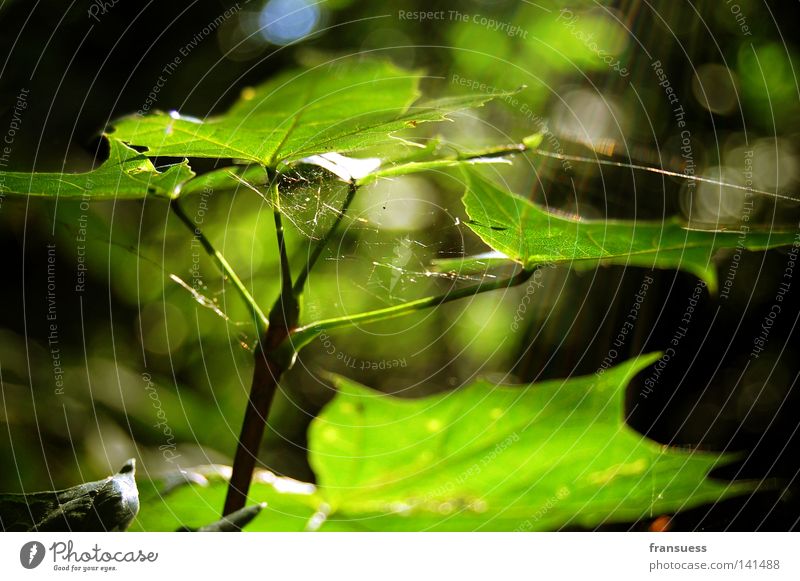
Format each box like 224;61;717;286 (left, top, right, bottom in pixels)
308;354;748;531
0;138;193;199
110;59;500;167
461;166;797;291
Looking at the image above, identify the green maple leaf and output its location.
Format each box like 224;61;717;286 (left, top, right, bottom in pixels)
461;166;797;291
110;58;500;168
0;138;192;199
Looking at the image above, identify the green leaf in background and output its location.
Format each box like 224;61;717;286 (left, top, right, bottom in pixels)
110;58;500;167
461;166;798;292
139;355;749;531
0;138;193;199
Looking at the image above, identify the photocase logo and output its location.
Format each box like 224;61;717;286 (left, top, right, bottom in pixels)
19;541;46;569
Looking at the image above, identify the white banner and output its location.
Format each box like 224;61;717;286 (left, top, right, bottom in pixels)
0;532;797;580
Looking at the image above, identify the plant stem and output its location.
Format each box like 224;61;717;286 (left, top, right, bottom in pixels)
357;139;800;203
222;331;286;516
292;182;357;297
169;199;269;335
290;268;535;350
224;174;300;516
269;179;294;304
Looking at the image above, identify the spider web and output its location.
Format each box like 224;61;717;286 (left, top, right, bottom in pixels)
271;164;497;321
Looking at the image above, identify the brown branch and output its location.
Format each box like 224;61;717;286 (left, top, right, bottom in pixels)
222;324;291;516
